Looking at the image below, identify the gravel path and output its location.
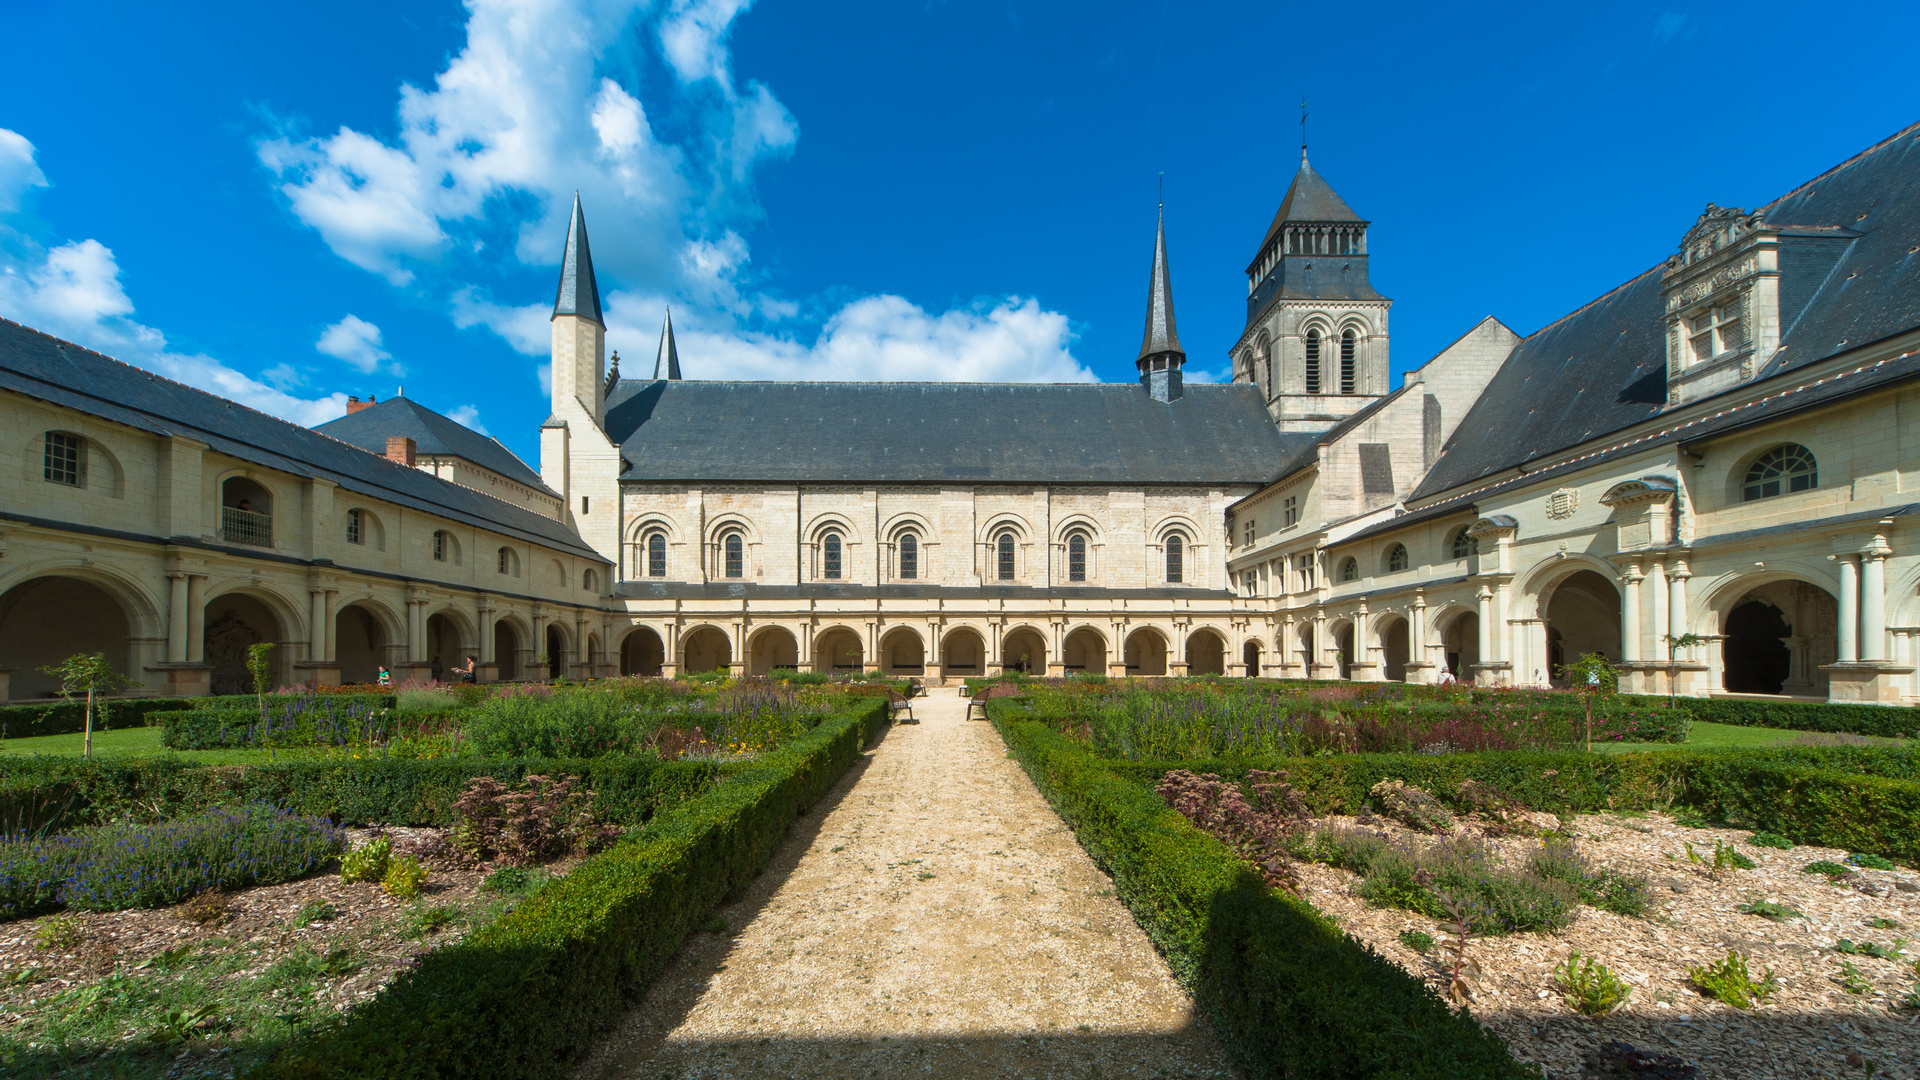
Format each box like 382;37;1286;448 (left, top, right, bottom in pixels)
576;687;1237;1079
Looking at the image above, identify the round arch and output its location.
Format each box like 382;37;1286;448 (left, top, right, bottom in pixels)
0;573;144;699
747;625;799;675
1430;603;1479;681
334;597;403;685
940;626;986;677
879;626;926;676
1001;625;1048;674
202;588;297;694
1702;569;1839;696
1124;626;1168;676
1241;637;1263;678
1373;611;1411;682
1326;617;1357;680
542;620;573;681
1533;568;1622;675
1059;625;1103;674
681;624;734;674
1185;627;1227;675
619;625;666;676
814;625;864;673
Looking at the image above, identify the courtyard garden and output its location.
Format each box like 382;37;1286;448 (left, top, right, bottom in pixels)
0;665;892;1079
986;676;1920;1079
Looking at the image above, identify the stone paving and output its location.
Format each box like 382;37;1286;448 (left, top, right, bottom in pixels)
575;687;1237;1079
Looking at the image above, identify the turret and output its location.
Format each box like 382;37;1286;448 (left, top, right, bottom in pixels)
550;193;606;427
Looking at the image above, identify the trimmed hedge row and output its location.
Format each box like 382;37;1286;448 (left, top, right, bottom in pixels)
0;693;396;740
1620;694;1920;738
0;753;720;833
989;704;1532;1079
259;696;889;1080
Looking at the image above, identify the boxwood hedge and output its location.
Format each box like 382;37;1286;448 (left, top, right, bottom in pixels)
0;693;396;740
258;696;888;1080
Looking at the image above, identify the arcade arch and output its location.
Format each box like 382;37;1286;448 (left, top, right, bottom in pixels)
1003;627;1048;674
1060;627;1103;674
1718;578;1837;696
1378;613;1410;682
748;626;799;675
205;591;289;694
0;575;137;699
1185;629;1226;675
1124;627;1168;676
940;627;985;676
880;627;926;675
620;627;666;676
683;625;733;674
815;627;864;672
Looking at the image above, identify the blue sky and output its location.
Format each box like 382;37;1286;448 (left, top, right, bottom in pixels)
3;0;1917;464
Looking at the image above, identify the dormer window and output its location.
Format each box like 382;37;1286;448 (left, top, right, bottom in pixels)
1688;303;1745;363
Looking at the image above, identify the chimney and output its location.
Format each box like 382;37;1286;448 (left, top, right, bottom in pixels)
386;436;417;467
346;396;373;415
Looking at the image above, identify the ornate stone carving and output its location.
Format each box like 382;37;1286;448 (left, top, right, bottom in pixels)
1664;203;1767;275
1545;488;1578;520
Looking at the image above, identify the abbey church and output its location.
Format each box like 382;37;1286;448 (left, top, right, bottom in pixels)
3;123;1918;705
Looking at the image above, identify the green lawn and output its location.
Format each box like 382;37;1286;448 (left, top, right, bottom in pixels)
1598;719;1910;754
0;725;327;764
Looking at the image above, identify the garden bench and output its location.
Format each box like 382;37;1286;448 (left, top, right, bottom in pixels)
885;688;917;724
967;683;1020;721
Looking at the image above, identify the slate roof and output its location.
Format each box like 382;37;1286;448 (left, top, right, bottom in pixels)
315;396;552;493
552;194;603;328
0;318;604;562
1137;206;1184;362
603;380;1312;485
1259;158;1364;248
1414;120;1920;501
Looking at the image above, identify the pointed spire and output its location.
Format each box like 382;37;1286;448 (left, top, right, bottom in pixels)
551;193;605;328
653;306;681;380
1136;204;1184;365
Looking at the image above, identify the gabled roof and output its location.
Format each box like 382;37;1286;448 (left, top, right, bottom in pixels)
0;318;604;562
314;396;552;493
551;193;603;328
603;380;1313;485
1257;157;1365;252
1414;120;1920;502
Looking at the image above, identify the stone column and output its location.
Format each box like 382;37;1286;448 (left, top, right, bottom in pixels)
1621;562;1643;662
478;602;496;664
406;600;425;663
1313;612;1329;677
185;575;207;663
1837;554;1859;663
323;590;339;662
532;610;549;677
308;589;328;663
1475;586;1493;674
1668;559;1690;653
1860;551;1887;661
167;573;190;664
1647;558;1669;655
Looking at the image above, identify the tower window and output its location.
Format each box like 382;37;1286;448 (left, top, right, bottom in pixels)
996;532;1016;581
723;531;744;578
822;531;843;579
1305;331;1322;394
1742;444;1817;501
1165;534;1184;584
1067;531;1087;582
898;532;918;580
43;431;84;487
497;546;516;575
647;532;666;577
345;508;364;545
581;496;590;515
1340;330;1357;394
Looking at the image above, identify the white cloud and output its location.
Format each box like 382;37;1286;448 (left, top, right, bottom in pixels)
450;287;552;356
0;128;350;428
0;128;49;214
446;404;491;435
316;314;395;373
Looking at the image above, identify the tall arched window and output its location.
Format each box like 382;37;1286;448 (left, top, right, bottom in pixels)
1386;543;1409;572
996;532;1016;581
1742;444;1818;501
1340;330;1357;394
1305;331;1322;394
497;546;515;575
723;532;743;578
647;532;666;577
1450;527;1478;559
1339;557;1359;582
1165;534;1184;584
583;569;598;592
822;531;843;579
898;532;919;580
433;530;448;562
345;508;364;545
1067;531;1087;582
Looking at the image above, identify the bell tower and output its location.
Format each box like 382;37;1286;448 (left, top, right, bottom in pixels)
539;192;622;565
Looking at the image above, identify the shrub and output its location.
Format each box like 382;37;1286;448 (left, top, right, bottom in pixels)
341;836;392;884
1849;851;1897;870
1737;900;1802;922
1526;838;1650;917
158;694;401;749
1554;951;1631;1015
1803;860;1851;877
1687;951;1778;1009
0;805;342;917
1370;779;1455;832
1398;929;1435;953
261;698;888;1080
480;865;549;898
449;774;618;866
1618;694;1920;739
382;854;427;899
466;691;642;759
1749;831;1793;849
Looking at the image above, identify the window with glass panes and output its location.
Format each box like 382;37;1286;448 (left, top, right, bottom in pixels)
647;533;666;577
1688;302;1745;362
43;432;82;486
898;532;918;579
1067;532;1087;581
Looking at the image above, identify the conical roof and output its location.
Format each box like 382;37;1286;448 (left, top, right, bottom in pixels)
654;307;681;380
552;193;604;327
1136;205;1184;363
1256;158;1364;251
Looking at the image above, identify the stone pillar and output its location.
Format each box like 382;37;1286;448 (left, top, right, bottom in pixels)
1312;612;1329;677
406;600;425;663
167;573;191;664
1405;592;1432;683
1668;559;1690;653
1621;562;1643;662
308;589;328;663
185;575;207;663
532;611;549;677
323;590;339;662
1647;558;1669;654
1351;605;1379;681
1475;586;1493;676
478;603;496;664
1860;551;1887;661
1837;554;1859;663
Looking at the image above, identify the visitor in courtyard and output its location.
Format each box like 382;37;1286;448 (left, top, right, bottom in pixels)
377;665;391;686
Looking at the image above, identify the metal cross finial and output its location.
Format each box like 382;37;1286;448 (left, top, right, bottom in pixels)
1300;98;1308;161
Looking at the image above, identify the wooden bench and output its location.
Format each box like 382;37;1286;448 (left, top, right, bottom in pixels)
966;683;1020;721
885;687;917;724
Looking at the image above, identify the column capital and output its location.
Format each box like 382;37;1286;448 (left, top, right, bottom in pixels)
1670;558;1692;580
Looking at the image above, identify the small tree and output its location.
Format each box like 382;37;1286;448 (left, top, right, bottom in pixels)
1663;633;1706;707
1556;652;1620;753
246;642;276;717
41;653;138;758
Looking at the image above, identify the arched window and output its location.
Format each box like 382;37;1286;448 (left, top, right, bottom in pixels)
433;530;448;562
1385;543;1409;572
1450;527;1478;559
1742;444;1818;501
497;546;515;575
1339;556;1359;582
996;532;1016;581
1067;531;1087;582
647;533;667;578
1165;534;1184;584
42;431;84;487
583;569;598;592
345;508;364;545
898;532;919;580
822;531;843;579
1340;330;1357;394
723;531;744;579
1305;331;1322;394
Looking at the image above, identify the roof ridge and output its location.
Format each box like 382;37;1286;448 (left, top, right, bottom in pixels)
1760;118;1920;216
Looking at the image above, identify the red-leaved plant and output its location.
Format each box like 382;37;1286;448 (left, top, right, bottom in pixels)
1156;768;1311;891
